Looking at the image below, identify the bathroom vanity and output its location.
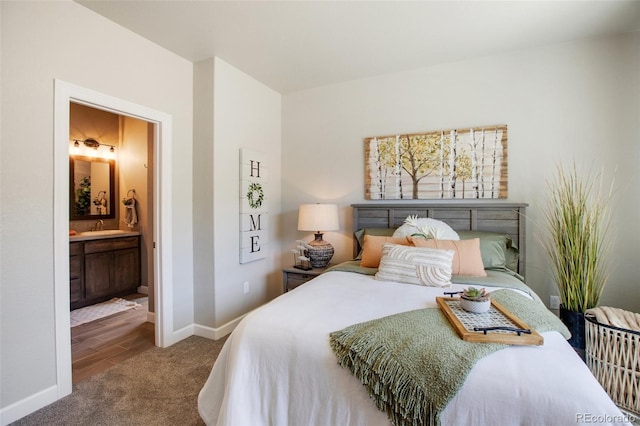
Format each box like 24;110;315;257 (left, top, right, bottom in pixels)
69;231;141;309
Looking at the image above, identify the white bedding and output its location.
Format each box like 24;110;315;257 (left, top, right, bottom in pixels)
198;270;628;425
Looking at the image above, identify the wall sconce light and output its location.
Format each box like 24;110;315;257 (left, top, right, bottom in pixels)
297;203;339;268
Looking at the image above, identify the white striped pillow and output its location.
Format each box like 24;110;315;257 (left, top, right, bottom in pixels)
375;243;454;287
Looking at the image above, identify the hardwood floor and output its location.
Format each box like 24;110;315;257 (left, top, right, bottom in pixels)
71;294;155;384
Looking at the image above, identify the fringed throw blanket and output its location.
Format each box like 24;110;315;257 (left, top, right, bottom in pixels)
329;290;570;426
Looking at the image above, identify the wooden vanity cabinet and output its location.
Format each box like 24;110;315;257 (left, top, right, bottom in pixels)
69;242;84;305
70;236;141;309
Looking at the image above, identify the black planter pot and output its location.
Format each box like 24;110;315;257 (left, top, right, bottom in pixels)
559;307;585;357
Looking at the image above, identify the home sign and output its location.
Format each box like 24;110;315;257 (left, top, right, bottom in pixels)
239;148;268;263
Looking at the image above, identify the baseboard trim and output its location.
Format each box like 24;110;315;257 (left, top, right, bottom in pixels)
0;385;58;426
193;314;244;340
146;311;156;324
163;324;194;346
137;285;149;295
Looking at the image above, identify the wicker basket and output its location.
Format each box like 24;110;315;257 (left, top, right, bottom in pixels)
585;313;640;416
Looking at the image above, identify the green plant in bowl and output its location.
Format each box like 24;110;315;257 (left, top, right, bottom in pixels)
461;287;488;301
460;287;490;313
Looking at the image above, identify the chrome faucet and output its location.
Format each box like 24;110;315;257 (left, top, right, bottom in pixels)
91;219;104;231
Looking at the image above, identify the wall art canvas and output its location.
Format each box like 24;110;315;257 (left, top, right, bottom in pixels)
239;148;268;263
365;125;508;200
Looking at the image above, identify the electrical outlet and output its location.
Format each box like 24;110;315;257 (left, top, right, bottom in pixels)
550;295;560;310
243;281;250;294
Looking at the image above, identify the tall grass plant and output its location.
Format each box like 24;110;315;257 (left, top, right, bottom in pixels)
542;163;614;313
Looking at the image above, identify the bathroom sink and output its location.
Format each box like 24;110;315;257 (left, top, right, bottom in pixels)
70;229;138;241
79;230;126;236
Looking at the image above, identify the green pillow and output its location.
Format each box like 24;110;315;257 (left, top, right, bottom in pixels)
504;246;519;273
457;230;519;273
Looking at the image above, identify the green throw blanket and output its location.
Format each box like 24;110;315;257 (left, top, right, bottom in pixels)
329;290;570;426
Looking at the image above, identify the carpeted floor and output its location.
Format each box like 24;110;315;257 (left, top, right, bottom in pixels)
12;335;227;426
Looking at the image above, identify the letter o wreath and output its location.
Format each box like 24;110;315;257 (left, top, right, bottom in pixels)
246;182;264;209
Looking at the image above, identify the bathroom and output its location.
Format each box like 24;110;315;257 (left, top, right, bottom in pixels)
68;102;155;326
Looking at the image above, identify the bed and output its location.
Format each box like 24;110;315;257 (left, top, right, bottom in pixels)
198;203;628;425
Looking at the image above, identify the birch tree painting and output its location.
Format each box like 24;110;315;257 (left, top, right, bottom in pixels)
365;125;508;199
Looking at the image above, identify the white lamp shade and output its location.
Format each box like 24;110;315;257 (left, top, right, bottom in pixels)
297;204;339;232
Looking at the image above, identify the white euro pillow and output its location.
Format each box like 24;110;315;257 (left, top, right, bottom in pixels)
392;215;460;240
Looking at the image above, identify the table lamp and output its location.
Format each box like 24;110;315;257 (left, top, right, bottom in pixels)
297;203;339;268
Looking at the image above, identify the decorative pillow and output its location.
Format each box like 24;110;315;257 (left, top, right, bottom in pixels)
504;247;519;273
392;216;459;240
360;235;412;268
408;237;487;277
354;228;396;260
375;243;454;287
456;230;519;273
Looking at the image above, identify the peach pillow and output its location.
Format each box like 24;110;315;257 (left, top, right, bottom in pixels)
408;237;487;277
360;235;412;268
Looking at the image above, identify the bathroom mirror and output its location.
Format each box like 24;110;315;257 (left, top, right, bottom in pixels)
69;155;116;220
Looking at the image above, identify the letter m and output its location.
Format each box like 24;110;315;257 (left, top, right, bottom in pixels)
249;214;262;231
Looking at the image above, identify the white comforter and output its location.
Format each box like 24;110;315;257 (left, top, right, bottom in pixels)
198;270;628;425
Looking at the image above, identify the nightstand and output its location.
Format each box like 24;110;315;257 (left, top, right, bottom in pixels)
282;266;327;292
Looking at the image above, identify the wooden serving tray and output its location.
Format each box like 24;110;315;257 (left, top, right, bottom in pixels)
436;297;543;346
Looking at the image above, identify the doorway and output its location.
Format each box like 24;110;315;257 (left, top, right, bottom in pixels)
54;80;175;399
68;103;155;383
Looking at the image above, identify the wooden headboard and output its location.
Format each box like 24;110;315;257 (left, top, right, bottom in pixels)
351;202;528;278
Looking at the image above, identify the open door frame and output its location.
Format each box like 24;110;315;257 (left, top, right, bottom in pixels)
53;80;174;398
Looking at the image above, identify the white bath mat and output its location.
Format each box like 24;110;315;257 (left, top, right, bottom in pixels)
71;297;142;327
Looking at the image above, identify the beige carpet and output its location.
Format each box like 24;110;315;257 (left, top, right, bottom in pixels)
12;335;227;426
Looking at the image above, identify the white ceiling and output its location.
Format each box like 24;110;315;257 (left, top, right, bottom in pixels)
78;1;640;94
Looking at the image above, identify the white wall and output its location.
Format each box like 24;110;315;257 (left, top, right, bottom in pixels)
0;0;193;416
193;58;216;327
282;32;640;313
193;57;282;330
212;58;282;326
